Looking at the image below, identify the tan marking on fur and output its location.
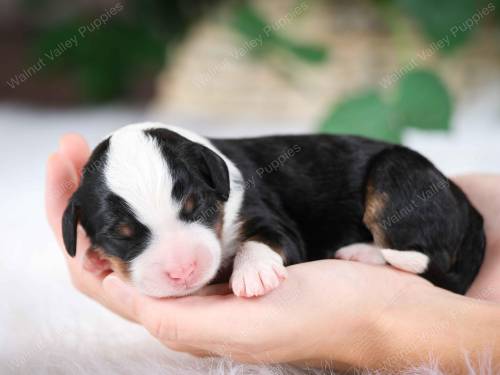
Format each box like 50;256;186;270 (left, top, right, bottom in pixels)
116;223;134;237
94;248;131;280
108;256;130;280
215;205;224;240
363;181;390;248
182;194;196;216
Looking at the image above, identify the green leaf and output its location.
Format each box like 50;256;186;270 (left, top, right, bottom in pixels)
231;3;278;45
396;70;452;130
230;3;328;65
320;91;402;143
280;39;329;63
319;69;452;142
396;0;477;52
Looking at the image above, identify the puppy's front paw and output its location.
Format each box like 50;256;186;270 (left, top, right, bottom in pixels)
230;241;287;298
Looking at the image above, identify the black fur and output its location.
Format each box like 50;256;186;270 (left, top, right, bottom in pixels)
212;135;485;294
146;129;230;203
145;128;229;227
363;146;485;293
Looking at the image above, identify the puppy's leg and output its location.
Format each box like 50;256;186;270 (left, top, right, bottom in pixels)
335;244;430;274
230;241;287;298
362;146;483;294
335;243;429;274
379;249;429;274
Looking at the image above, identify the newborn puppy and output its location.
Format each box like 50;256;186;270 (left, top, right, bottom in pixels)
62;123;485;297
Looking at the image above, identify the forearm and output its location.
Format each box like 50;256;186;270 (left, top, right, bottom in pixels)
456;174;500;302
373;286;500;373
306;284;500;372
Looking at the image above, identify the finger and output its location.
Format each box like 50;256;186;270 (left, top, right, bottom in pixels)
45;152;79;240
453;174;500;230
48;137;142;322
58;133;90;176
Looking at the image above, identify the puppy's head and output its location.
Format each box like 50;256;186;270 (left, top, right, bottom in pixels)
62;124;232;297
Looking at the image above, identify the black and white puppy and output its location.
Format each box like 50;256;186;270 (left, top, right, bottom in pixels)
62;123;486;297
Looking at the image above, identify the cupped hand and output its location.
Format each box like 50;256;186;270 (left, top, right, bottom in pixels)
100;258;435;367
45;134;138;322
45;134;500;367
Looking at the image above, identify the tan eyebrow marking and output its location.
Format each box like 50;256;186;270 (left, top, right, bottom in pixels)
182;194;196;215
116;223;134;237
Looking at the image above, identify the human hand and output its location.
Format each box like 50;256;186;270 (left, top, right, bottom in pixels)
45;134;234;322
100;257;434;368
45;134;500;368
45;134;138;321
45;133;434;367
455;175;500;302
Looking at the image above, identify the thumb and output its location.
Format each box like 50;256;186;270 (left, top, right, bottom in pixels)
102;275;134;306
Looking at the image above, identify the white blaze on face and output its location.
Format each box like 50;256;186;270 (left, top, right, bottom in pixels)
104;125;224;297
105;126;178;228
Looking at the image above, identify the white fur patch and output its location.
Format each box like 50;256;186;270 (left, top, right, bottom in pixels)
230;241;287;298
380;249;430;274
335;243;386;265
335;243;430;274
105;125;179;230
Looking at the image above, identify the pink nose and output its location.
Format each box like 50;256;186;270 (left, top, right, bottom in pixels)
165;262;197;283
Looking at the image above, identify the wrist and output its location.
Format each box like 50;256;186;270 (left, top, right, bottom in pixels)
378;286;500;372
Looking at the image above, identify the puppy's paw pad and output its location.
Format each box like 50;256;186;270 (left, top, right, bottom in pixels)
230;241;287;298
231;264;286;297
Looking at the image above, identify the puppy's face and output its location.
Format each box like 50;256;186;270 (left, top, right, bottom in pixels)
62;125;231;297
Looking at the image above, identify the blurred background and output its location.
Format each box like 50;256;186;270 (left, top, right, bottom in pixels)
1;0;500;143
1;1;499;374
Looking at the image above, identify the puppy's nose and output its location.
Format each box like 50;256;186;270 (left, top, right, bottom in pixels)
165;262;196;283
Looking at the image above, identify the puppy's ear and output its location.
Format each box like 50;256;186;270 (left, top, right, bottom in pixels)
193;145;230;201
62;196;79;257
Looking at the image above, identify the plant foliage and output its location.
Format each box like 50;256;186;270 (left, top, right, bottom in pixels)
320;70;452;143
